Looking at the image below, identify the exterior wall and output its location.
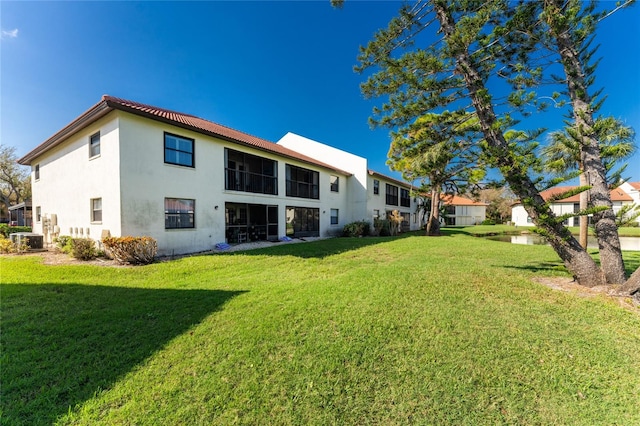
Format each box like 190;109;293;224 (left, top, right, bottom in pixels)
27;111;422;256
619;182;640;225
117;114;350;255
278;132;421;231
511;205;531;226
366;174;420;231
277;132;368;223
513;202;579;227
29;114;122;244
452;205;486;225
513;199;636;227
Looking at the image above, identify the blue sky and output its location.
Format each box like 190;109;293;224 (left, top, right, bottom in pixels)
1;1;639;182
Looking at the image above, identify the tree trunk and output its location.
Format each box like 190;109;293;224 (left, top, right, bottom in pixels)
426;188;441;236
578;165;588;249
544;0;627;285
433;3;606;288
616;267;640;299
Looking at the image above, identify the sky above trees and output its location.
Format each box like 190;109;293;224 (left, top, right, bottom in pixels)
1;1;638;181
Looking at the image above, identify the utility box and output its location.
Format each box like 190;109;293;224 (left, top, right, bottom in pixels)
9;233;44;249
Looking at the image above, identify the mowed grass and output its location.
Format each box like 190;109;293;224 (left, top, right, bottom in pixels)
2;232;640;425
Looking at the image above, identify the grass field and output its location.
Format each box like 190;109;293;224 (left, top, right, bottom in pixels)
2;230;640;425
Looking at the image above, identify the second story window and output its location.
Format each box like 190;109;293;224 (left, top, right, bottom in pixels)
35;164;40;181
225;148;277;195
330;175;339;192
164;132;194;168
90;132;101;157
286;164;319;199
400;188;411;207
373;179;379;195
386;184;398;206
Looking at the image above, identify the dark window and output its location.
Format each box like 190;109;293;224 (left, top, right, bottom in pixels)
400;212;410;231
445;205;456;215
286;164;319;199
91;198;102;222
373;179;379;195
286;206;320;237
400;188;411;207
386;184;398;205
35;164;40;180
330;175;339;192
331;208;339;225
90;132;101;157
164;133;194;167
225;148;277;195
36;206;41;222
165;198;195;229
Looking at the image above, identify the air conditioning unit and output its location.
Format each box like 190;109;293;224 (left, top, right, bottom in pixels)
9;233;44;249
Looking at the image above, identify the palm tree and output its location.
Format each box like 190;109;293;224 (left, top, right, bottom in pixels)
543;116;636;248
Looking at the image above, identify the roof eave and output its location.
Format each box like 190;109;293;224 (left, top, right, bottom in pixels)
18;99;113;165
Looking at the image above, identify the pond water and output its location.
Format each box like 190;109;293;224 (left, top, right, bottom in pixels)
484;234;640;251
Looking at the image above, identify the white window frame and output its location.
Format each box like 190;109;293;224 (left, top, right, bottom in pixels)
330;208;339;225
89;132;101;158
91;198;102;223
330;175;339;192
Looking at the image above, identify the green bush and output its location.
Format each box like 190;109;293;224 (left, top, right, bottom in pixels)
342;221;371;237
54;236;73;254
102;236;157;265
375;218;391;236
0;224;32;238
71;238;97;261
481;219;496;225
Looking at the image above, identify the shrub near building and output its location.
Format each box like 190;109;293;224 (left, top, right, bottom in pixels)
342;221;371;237
102;236;157;265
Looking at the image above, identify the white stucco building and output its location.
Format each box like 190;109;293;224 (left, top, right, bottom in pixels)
511;184;638;227
440;194;488;226
19;96;420;255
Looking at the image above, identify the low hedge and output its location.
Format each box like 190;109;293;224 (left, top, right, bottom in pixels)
102;236;157;265
0;224;32;238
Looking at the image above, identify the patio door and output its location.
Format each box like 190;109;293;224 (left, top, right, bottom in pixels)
267;205;278;240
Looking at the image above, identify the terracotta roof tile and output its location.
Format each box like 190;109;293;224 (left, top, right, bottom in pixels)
102;96;350;175
441;194;489;206
367;169;413;189
20;95;352;176
629;182;640;191
539;185;633;203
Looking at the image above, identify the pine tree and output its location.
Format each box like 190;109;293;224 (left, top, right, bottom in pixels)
356;0;638;292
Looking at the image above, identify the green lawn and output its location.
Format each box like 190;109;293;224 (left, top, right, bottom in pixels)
2;232;640;425
450;224;640;237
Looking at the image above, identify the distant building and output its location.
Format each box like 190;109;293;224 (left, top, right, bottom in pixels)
440;194;488;226
511;184;639;227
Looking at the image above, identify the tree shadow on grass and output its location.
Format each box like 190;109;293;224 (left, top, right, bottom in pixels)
499;261;569;274
1;284;245;425
214;234;417;259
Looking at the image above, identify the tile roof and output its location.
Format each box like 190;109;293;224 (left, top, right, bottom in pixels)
538;186;633;203
18;95;351;176
629;182;640;191
441;194;489;206
367;170;413;189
